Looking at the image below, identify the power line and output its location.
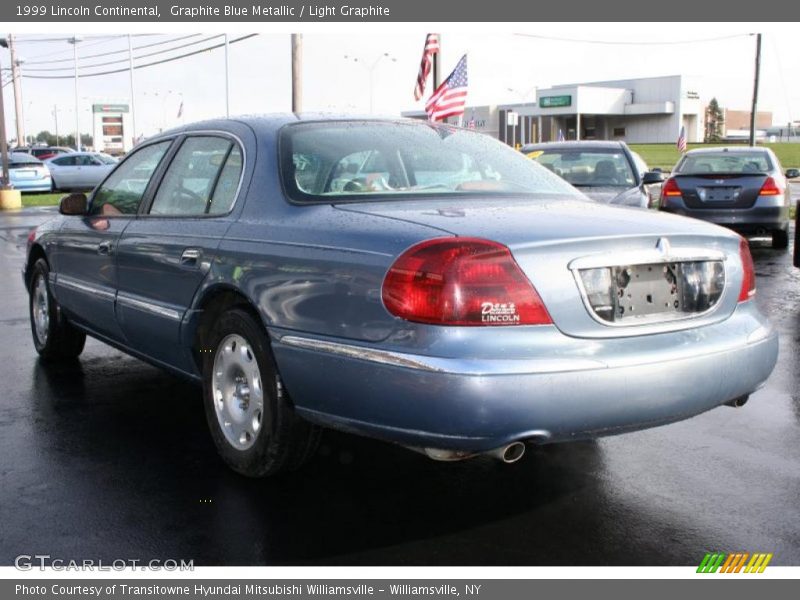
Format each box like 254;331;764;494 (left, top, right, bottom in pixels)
20;34;258;80
24;35;224;72
19;35;154;62
514;32;753;46
23;34;203;65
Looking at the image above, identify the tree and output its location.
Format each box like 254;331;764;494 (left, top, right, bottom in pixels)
705;98;724;142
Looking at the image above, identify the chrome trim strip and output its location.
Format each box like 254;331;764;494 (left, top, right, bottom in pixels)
279;336;445;373
277;335;606;375
568;246;726;270
56;275;115;301
117;294;182;321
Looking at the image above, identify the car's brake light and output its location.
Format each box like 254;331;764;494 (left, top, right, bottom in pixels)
738;237;756;302
382;238;552;326
27;228;37;247
661;177;682;197
758;176;782;196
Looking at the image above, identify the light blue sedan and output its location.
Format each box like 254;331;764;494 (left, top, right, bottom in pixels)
23;116;779;477
8;152;52;192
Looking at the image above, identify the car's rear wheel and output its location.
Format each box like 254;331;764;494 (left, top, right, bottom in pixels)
772;226;789;249
202;308;321;477
29;259;86;360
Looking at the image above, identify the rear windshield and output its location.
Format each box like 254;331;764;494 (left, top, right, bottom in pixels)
280;121;579;203
10;154;42;168
528;148;636;188
675;151;773;175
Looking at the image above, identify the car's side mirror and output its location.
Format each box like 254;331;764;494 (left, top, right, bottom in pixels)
642;171;665;185
59;192;88;216
785;168;800;179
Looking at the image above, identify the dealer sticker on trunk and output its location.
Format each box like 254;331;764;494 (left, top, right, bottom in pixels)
481;302;520;324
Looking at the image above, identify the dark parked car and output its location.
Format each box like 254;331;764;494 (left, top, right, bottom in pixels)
24;116;778;477
521;140;664;208
17;146;73;161
660;146;792;248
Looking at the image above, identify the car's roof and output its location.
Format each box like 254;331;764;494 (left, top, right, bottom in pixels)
684;146;770;155
521;141;628;152
9;152;41;163
144;113;452;142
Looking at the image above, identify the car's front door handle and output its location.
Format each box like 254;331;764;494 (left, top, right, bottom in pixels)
97;241;112;255
181;248;202;267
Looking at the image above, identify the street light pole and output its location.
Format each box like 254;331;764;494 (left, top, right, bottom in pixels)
53;105;59;146
224;34;230;117
128;34;137;147
69;36;83;151
344;52;396;114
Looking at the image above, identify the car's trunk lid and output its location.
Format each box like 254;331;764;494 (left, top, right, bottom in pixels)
673;173;767;209
335;197;743;338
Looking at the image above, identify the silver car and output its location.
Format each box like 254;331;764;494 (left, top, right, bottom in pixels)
45;151;117;191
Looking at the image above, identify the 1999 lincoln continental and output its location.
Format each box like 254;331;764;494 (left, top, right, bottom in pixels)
24;116;779;477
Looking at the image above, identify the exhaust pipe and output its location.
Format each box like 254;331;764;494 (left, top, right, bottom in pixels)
724;395;749;408
405;441;527;463
488;441;526;463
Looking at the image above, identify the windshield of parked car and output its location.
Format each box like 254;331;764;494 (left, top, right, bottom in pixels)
674;151;773;175
97;153;119;164
528;148;636;188
280;121;580;203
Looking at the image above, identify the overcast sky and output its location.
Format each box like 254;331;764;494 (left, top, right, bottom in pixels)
3;26;798;141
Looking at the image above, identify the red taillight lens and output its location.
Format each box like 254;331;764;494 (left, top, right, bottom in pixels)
27;228;36;246
382;238;552;326
758;176;782;196
661;177;682;197
738;237;756;302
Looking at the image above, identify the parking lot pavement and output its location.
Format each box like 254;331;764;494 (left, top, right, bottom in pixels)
1;206;799;567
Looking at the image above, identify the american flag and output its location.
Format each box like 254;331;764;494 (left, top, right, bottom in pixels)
413;33;440;101
677;125;687;153
425;54;468;122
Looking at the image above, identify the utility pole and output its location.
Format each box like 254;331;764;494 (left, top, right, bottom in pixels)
433;34;440;89
8;35;25;146
749;33;762;147
291;34;302;113
0;52;10;187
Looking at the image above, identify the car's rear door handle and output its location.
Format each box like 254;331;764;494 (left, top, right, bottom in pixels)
181;248;202;267
97;241;112;255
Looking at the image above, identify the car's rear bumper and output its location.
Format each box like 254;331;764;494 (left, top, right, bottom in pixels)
661;196;790;233
269;301;778;452
12;179;51;193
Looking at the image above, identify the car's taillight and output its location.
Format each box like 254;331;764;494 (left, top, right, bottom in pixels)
27;228;36;247
382;237;552;326
758;176;782;196
661;177;682;197
738;237;756;302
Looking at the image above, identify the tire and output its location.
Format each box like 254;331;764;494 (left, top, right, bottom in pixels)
28;259;86;360
202;308;321;477
772;226;789;249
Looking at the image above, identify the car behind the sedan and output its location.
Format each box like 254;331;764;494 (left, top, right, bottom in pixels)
24;116;778;477
8;152;52;193
660;146;791;248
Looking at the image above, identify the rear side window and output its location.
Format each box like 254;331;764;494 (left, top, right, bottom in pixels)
150;136;241;216
90;141;171;216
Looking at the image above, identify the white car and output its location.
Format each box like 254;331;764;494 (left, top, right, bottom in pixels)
45;152;118;191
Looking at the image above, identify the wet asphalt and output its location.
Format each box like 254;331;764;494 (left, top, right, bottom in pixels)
0;206;798;567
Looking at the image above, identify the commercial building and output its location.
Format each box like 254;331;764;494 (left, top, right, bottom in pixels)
404;75;705;146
